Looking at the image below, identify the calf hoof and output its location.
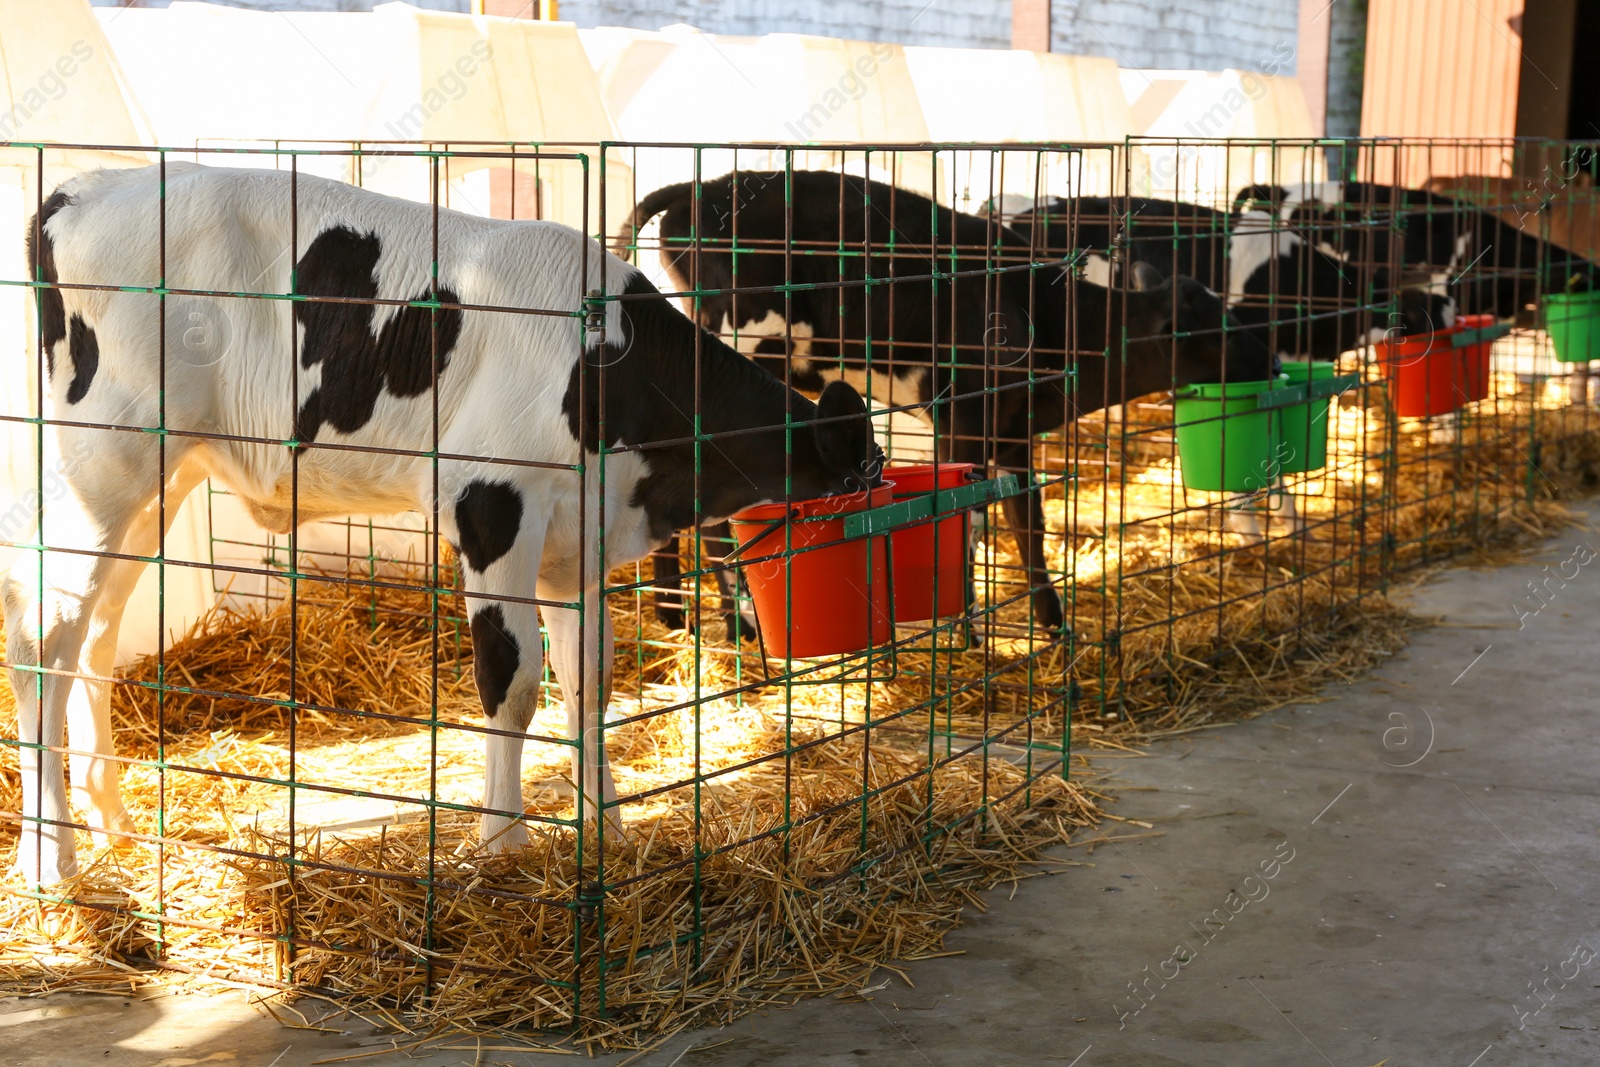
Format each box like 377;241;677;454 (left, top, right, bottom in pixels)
12;835;79;886
1223;510;1265;544
481;815;529;854
94;809;139;851
655;606;686;632
722;613;759;646
577;811;634;858
1034;587;1065;634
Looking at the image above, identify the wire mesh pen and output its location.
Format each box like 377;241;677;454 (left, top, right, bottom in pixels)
1;135;1597;1045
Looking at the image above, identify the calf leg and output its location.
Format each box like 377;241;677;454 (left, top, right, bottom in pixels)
657;525;757;644
541;588;619;836
701;522;758;644
992;442;1064;632
5;471;152;884
651;536;686;632
68;462;206;847
1223;481;1303;541
449;488;548;853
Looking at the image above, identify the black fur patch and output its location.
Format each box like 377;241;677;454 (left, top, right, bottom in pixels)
561;271;876;545
25;190;73;378
65;315;99;405
293;225;462;442
454;480;522;573
469;604;519;719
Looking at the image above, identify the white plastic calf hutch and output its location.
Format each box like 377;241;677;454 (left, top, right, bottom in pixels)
581;25;936;203
1120;67;1324;206
99;2;629;227
96;1;632;645
904;47;1150;207
0;0;161;662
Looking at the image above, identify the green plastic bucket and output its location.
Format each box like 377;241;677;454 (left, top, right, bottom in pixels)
1174;376;1287;493
1277;360;1335;475
1544;291;1600;363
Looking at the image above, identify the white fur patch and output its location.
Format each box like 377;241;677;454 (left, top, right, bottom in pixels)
836;364;930;411
721;310;814;375
723;310;813;355
1082;253;1113;287
1316;240;1348;262
1281;181;1342;214
1227;208;1302;307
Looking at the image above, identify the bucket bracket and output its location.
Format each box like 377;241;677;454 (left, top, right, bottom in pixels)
842;474;1022;540
1451;322;1512;348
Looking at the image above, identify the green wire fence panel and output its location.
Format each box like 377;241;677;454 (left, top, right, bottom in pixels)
0;137;1596;1043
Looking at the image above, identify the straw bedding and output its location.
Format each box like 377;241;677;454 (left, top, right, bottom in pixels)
0;577;1101;1048
2;357;1598;1050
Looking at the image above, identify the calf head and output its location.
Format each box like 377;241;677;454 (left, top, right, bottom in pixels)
1136;274;1276;389
682;379;883;528
787;381;884;500
1390;287;1457;340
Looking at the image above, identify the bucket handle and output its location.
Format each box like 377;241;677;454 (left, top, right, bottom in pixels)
719;511;795;564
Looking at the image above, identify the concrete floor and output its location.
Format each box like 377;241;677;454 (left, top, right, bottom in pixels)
9;503;1600;1067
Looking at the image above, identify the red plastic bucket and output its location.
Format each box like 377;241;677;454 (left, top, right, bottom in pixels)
1455;313;1495;403
885;463;978;623
728;485;894;658
1381;330;1471;417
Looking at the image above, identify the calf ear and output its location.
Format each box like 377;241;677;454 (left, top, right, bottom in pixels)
813;380;872;474
1234;183;1289;216
1130;261;1165;291
1172;276;1222;330
988;299;1037;363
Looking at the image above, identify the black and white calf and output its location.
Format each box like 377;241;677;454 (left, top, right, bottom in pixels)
1010;194;1455;362
2;164;878;884
623;171;1274;634
1241;181;1598;320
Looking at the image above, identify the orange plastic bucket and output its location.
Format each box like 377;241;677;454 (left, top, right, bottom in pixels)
1455;313;1495;403
885;463;977;623
1381;330;1470;417
728;484;894;658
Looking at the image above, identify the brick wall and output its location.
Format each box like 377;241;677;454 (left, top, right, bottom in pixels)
561;0;1299;71
90;0;469;10
96;0;1318;79
561;0;1012;49
1049;0;1300;71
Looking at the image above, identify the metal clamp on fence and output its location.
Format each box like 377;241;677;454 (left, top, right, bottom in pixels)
582;288;607;345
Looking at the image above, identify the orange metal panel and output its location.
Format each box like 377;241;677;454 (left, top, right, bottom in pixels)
1360;0;1525;181
1012;0;1052;52
1297;0;1334;136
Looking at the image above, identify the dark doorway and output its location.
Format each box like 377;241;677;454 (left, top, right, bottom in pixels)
1566;1;1600;141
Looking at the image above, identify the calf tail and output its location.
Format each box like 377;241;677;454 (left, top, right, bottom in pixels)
25;190;76;380
612;181;695;256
